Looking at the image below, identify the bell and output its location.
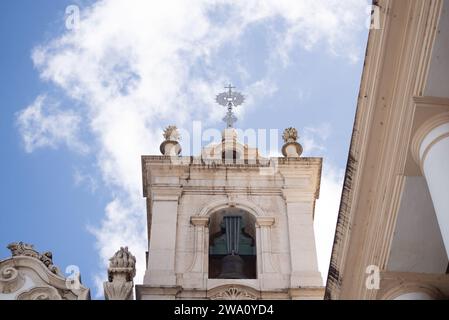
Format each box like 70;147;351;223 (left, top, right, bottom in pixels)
218;254;246;279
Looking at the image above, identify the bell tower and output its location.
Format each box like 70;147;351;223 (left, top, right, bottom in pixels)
136;86;324;300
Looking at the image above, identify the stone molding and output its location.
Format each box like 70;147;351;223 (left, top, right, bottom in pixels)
197;197;266;218
411;111;449;169
378;272;448;300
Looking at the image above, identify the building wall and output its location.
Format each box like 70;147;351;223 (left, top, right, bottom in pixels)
325;0;449;300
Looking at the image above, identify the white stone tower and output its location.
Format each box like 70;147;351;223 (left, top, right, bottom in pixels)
136;87;324;300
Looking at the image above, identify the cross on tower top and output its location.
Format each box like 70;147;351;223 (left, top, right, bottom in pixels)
215;84;245;128
224;84;236;93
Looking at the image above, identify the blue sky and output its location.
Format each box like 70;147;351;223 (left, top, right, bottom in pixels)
0;0;369;297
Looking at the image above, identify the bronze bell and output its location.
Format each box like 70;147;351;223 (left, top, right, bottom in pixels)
218;254;246;279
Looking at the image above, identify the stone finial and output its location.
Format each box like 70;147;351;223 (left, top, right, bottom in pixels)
7;242;59;274
282;127;298;143
108;247;136;281
160;125;182;156
163;125;181;142
104;247;136;300
281;127;303;158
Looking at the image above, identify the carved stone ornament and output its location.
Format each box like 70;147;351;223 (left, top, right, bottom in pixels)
104;247;136;300
17;286;62;300
0;265;25;294
7;242;59;274
1;242;91;300
163;125;181;142
282;127;298;143
209;286;258;300
281;127;303;158
7;242;39;259
160;125;182;156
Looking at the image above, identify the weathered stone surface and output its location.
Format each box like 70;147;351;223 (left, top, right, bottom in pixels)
0;242;90;300
103;247;136;300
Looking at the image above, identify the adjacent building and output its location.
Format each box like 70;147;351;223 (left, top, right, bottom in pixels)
326;0;449;300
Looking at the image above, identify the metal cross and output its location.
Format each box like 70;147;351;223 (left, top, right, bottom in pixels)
224;84;236;94
216;84;245;128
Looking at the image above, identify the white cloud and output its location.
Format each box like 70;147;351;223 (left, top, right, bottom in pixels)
18;0;367;296
73;169;98;193
302;123;332;155
16;95;87;153
314;163;344;283
298;123;345;282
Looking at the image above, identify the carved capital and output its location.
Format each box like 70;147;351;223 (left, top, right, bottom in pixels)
191;216;209;227
256;217;275;227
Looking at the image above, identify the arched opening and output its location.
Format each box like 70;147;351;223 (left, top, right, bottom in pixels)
208;208;257;279
393;292;433;300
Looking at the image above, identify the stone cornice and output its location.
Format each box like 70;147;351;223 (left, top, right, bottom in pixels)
181;187;282;196
278;160;322;200
413;95;449;107
151;186;182;201
282;189;316;203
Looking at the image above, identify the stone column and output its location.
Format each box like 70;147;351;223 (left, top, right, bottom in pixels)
144;188;182;287
183;216;209;289
413;113;449;256
283;190;322;287
256;217;276;274
256;217;283;290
